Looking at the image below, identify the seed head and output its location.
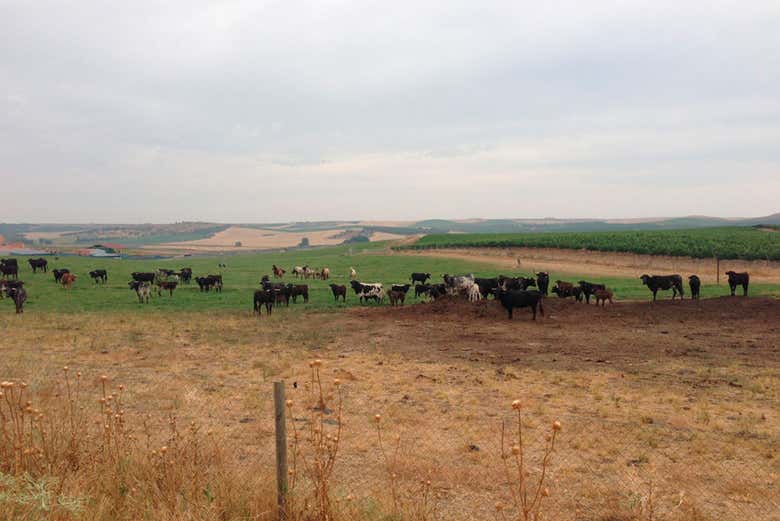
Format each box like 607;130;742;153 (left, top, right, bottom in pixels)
552;421;562;431
285;399;293;408
334;378;341;386
542;487;550;497
63;366;69;372
511;399;522;410
495;502;504;512
511;445;520;455
374;414;381;423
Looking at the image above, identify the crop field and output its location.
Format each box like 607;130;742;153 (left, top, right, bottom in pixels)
4;241;780;314
403;227;780;260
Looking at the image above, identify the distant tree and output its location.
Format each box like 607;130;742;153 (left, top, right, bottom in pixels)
234;241;242;247
298;237;310;248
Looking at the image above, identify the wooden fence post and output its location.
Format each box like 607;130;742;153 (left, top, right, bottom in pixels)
716;257;720;285
274;381;288;521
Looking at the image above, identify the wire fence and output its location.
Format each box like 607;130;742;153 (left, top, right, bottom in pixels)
272;381;780;521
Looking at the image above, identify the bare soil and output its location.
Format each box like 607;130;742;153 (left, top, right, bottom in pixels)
402;246;780;283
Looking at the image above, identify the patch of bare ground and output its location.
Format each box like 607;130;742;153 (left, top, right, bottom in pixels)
0;297;777;519
402;246;780;283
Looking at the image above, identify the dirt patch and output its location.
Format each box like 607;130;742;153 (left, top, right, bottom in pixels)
152;226;349;251
402;246;780;283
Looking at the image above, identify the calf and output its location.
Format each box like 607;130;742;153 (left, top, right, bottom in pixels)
292;266;305;278
414;283;431;298
8;286;27;314
688;275;701;300
253;289;275;317
157;280;177;296
28;258;48;273
272;264;285;279
639;274;684;301
320;267;330;280
391;283;411;295
496;289;544;320
410;272;431;284
465;282;482;302
61;273;77;289
389;289;406;306
329;284;347;302
195;276;222;292
725;271;749;296
535;272;550;296
427;283;448;300
349;267;357;280
578;281;606;304
289;284;309;303
129;281;151;303
594;288;614;307
89;269;108;284
53;268;70;283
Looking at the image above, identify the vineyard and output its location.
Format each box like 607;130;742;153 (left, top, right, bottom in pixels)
400;226;780;260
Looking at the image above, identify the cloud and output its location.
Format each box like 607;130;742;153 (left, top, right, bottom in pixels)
1;1;778;221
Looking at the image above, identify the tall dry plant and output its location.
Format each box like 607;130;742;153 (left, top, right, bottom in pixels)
495;400;562;521
286;359;344;521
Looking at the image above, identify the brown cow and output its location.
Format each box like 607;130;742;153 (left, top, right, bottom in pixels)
594;288;614;307
329;283;346;302
61;273;77;289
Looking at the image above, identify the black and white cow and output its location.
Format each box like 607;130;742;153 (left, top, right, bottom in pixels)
350;280;385;304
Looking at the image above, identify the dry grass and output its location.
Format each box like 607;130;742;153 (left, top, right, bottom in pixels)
0;299;777;520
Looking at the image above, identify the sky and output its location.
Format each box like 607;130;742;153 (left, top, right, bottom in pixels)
1;0;779;223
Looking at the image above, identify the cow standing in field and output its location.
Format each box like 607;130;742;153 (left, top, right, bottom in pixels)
389;289;406;306
414;284;431;298
1;259;18;280
9;286;27;313
253;289;275;317
474;277;499;299
157;281;177;296
688;275;701;300
535;272;550;296
594;288;614;307
496;289;544;320
411;272;431;285
28;258;48;273
272;265;285;278
578;281;606;304
443;274;475;295
725;271;749;296
129;281;151;303
349;267;357;280
61;273;77;289
350;280;385;304
89;269;108;284
131;272;155;283
289;284;309;303
498;275;536;291
292;266;305;278
639;274;684;301
329;284;347;302
179;268;193;284
53;269;70;283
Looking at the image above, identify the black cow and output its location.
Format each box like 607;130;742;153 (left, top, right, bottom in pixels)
578;281;606;304
474;277;499;299
1;280;24;299
329;284;347;302
179;268;193;284
53;269;70;283
289;284;309;303
157;280;177;296
390;283;411;295
157;268;176;277
0;259;18;280
551;280;581;301
725;271;749;296
28;258;48;273
196;276;222;292
8;286;27;314
89;269;108;284
535;272;550;296
498;275;536;291
253;289;275;317
410;272;431;284
639;274;684;301
427;283;448;300
414;284;431;298
496;289;544;320
688;275;701;300
131;272;156;283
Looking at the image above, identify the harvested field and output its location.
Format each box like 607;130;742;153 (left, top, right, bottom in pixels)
402;246;780;283
1;296;777;520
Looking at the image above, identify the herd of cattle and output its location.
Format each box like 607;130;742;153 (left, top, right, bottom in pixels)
0;256;755;319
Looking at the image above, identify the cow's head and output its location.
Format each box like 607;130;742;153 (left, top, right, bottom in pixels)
639;274;651;285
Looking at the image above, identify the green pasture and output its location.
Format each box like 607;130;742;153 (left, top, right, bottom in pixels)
403;227;780;260
2;242;778;314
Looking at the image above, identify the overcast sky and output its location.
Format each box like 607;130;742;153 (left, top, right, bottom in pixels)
1;1;779;223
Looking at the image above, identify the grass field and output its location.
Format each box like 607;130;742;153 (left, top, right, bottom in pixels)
4;241;780;314
402;227;780;260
